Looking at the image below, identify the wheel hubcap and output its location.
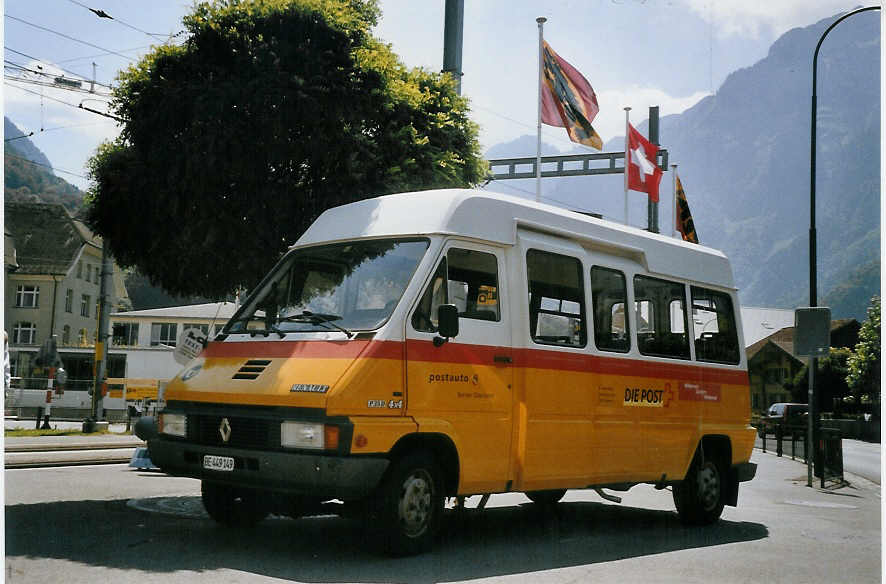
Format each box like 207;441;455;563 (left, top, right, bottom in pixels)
399;469;433;537
697;463;720;511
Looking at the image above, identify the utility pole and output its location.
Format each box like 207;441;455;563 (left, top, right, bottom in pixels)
647;106;660;233
442;0;464;95
86;240;112;432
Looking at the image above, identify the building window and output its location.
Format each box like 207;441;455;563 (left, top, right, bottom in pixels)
65;288;74;313
62;325;71;346
77;261;83;279
184;323;210;336
85;264;91;282
112;322;140;346
81;294;91;317
95;266;100;284
12;322;37;345
14;285;40;308
151;323;178;347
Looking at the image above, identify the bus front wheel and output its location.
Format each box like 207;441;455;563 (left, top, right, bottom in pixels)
673;450;726;525
201;480;269;528
376;452;444;556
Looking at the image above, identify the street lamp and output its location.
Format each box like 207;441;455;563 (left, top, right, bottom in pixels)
807;5;880;487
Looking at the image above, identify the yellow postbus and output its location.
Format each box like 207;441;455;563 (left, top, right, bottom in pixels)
149;189;756;555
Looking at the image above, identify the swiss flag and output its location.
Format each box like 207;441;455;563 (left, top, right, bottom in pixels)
626;122;663;202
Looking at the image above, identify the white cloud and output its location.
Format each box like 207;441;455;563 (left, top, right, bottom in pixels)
594;86;711;141
681;0;860;38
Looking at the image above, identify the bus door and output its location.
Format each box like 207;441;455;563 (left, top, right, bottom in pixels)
587;261;644;483
405;242;514;494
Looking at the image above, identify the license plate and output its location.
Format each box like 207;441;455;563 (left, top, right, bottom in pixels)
203;454;235;472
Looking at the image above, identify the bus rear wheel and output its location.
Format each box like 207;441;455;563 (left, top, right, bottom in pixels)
673;450;726;525
525;489;567;505
201;480;269;528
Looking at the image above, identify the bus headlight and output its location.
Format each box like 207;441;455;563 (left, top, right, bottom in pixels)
158;412;187;438
281;421;339;450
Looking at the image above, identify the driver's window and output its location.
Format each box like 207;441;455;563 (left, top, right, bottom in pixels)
411;246;501;333
412;259;447;332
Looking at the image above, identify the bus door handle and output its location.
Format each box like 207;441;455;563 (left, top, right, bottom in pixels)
493;355;512;364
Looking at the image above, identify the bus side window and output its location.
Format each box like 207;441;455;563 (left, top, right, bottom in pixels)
633;275;690;360
691;286;740;364
527;250;586;347
591;266;630;352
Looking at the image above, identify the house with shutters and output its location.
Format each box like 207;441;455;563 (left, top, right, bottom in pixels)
746;318;860;413
4;202;131;388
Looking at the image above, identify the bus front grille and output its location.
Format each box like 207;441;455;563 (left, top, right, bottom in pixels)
187;414;279;450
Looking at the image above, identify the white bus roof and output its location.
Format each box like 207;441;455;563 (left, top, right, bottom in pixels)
296;189;735;289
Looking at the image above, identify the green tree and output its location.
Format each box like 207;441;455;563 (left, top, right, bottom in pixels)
86;0;486;298
789;347;852;412
847;296;880;411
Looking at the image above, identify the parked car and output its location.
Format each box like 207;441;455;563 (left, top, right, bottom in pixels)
758;403;808;437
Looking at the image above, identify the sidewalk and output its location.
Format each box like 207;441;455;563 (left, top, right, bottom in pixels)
4;418;144;467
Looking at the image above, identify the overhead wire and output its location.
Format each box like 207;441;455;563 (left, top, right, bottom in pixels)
5;81;120;121
65;0;171;40
5;46;114;88
5;151;88;180
5;14;138;61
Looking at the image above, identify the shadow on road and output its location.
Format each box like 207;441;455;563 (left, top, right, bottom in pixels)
7;497;768;581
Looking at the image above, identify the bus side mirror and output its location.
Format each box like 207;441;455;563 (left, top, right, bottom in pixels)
434;304;459;347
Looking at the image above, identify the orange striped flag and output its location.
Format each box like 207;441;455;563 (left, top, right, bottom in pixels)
540;41;603;150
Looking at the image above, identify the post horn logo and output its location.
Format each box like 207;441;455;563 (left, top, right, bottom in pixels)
219;417;232;443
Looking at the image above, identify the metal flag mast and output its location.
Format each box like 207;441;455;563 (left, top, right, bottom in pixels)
623;107;631;226
671;163;678;238
535;17;547;203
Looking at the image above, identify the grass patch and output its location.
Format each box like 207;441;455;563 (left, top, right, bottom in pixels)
5;428;112;437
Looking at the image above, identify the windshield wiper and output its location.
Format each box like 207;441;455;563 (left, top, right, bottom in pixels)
280;311;354;338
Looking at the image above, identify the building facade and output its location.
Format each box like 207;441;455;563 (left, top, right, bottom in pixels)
5;202;131;387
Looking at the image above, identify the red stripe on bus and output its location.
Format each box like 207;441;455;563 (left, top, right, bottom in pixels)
202;339;403;360
406;339;748;385
203;339;747;385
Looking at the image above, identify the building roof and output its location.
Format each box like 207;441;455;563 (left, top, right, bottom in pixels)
298;189;736;289
112;302;239;321
746;318;860;362
4;202;98;275
740;306;795;346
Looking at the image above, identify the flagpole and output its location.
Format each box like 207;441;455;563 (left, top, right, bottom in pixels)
671;164;678;238
536;17;547;203
623;107;631;226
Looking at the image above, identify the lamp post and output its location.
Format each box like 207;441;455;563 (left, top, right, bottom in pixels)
807;5;880;487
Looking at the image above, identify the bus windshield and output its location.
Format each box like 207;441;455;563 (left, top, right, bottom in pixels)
226;238;430;335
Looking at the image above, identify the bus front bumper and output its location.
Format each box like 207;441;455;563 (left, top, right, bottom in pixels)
734;461;757;482
148;438;389;500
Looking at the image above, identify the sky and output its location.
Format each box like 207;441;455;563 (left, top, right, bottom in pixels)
2;0;869;193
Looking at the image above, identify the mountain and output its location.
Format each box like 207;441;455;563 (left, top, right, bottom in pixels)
486;11;880;320
4;117;86;213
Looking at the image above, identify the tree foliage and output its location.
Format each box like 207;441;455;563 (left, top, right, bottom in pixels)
86;0;486;298
789;347;852;409
847;296;880;404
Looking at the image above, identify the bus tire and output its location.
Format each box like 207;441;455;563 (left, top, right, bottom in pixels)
377;451;444;556
673;450;726;525
201;480;269;528
525;489;566;505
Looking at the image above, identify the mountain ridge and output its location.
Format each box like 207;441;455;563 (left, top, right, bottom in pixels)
485;10;880;320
